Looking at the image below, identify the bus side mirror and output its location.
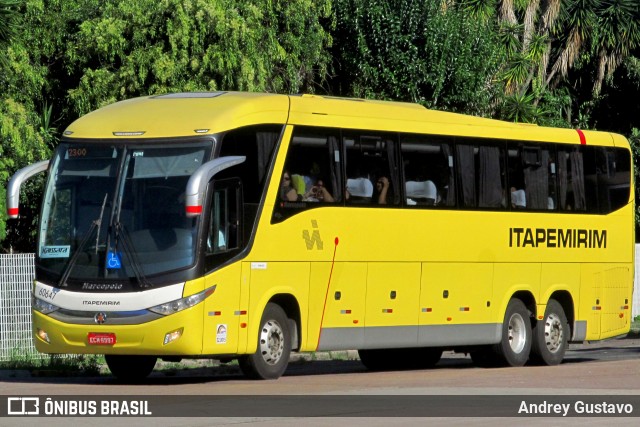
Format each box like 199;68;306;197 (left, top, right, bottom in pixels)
185;156;245;217
6;160;50;218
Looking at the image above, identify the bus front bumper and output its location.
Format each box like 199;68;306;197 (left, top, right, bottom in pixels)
32;307;204;356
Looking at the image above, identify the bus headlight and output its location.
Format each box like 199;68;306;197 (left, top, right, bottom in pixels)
32;295;60;314
148;285;216;316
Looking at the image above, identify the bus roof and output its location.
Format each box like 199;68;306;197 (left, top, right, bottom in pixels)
64;92;290;140
63;91;624;147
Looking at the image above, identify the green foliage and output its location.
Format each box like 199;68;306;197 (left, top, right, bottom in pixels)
0;0;332;252
1;0;640;251
500;92;536;123
0;99;51;246
332;0;505;115
0;352;103;376
64;0;333;116
0;0;22;48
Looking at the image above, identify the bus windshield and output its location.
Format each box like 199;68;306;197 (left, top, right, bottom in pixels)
38;141;213;284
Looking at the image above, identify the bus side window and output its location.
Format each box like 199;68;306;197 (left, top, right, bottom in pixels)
344;133;398;205
556;146;586;211
273;127;342;222
596;147;631;213
520;144;555;211
206;179;242;258
456;140;505;209
400;135;455;208
208;189;228;254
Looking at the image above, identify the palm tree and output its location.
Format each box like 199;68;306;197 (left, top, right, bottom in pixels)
460;0;640;123
0;0;21;45
590;0;640;95
0;0;22;71
523;0;640;96
546;0;599;90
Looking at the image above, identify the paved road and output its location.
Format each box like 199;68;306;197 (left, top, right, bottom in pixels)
1;337;640;426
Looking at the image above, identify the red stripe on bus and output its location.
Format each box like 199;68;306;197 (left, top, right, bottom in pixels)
576;128;586;145
186;205;202;214
316;236;340;350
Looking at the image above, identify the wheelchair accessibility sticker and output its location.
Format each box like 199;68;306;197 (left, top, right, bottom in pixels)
107;252;122;269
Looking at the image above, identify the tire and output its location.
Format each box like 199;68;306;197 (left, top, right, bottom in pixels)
105;355;156;381
494;298;532;367
239;303;291;380
530;299;569;366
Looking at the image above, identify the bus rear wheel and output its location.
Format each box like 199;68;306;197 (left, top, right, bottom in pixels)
239;303;291;380
105;355;157;381
530;299;569;366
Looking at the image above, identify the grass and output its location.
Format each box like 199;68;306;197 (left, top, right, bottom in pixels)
629;316;640;337
0;351;103;377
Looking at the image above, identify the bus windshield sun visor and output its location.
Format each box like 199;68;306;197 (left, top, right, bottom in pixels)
6;160;50;218
185;156;246;217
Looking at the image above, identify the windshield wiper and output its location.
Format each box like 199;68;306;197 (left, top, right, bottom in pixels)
94;193;108;254
57;193;109;287
113;222;153;289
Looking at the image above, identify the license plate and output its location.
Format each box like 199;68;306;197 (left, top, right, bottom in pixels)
88;332;116;345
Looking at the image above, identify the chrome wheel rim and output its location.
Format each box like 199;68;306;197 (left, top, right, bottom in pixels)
508;312;527;354
544;313;564;354
259;319;285;365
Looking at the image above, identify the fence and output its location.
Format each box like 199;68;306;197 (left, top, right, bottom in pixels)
1;250;640;362
0;253;37;361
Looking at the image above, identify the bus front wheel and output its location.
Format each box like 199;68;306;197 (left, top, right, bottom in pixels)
530;299;569;365
105;355;156;381
495;298;532;367
239;303;291;380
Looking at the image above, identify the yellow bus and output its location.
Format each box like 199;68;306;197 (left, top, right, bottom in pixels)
7;92;634;380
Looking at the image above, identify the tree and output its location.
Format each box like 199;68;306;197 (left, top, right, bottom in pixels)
628;127;640;240
460;0;640;125
0;0;334;252
331;0;505;116
64;0;333;116
0;99;51;248
0;0;52;249
0;0;21;56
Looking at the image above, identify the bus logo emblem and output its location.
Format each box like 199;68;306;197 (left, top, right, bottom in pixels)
302;220;323;250
94;312;108;324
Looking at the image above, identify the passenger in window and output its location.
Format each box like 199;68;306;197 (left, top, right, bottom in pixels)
375;176;390;205
279;171;299;202
511;187;526;208
303;178;335;202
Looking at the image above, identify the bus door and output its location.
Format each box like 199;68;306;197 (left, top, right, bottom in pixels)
201;179;243;354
